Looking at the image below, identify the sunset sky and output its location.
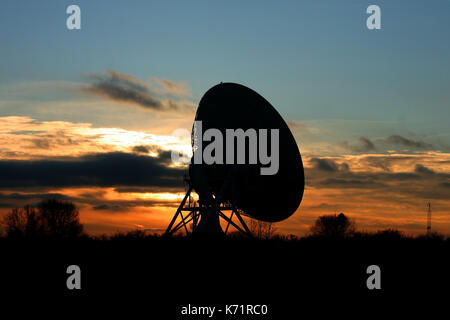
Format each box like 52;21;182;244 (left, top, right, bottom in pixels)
0;0;449;236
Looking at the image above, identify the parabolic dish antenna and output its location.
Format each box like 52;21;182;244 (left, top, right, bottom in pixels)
166;83;304;236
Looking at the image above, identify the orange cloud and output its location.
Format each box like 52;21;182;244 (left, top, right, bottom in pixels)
0;116;191;160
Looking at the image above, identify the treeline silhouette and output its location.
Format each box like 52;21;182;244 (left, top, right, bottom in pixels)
1;199;83;239
1;199;447;243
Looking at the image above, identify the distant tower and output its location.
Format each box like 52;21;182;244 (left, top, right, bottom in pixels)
427;201;432;234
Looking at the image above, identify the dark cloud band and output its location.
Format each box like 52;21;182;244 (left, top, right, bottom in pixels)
0;151;185;190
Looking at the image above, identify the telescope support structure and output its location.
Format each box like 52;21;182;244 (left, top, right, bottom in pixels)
165;187;252;237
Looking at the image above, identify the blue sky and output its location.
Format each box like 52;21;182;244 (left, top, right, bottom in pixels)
0;0;449;147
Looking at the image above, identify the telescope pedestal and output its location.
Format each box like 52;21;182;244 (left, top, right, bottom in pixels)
165;187;252;237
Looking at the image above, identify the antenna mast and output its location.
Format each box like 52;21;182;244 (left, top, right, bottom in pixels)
427;201;432;234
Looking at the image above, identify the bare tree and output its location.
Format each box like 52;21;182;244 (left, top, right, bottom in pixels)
248;219;277;239
2;199;83;238
3;205;40;238
38;199;83;237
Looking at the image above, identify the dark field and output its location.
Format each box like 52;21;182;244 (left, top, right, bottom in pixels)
1;232;448;318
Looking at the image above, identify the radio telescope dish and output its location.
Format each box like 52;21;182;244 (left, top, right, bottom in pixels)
166;83;304;236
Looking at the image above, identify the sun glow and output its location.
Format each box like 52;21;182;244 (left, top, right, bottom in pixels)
129;192;186;201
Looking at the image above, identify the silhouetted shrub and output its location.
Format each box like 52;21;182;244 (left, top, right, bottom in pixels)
110;229;148;240
310;213;355;238
416;232;447;242
373;229;404;241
